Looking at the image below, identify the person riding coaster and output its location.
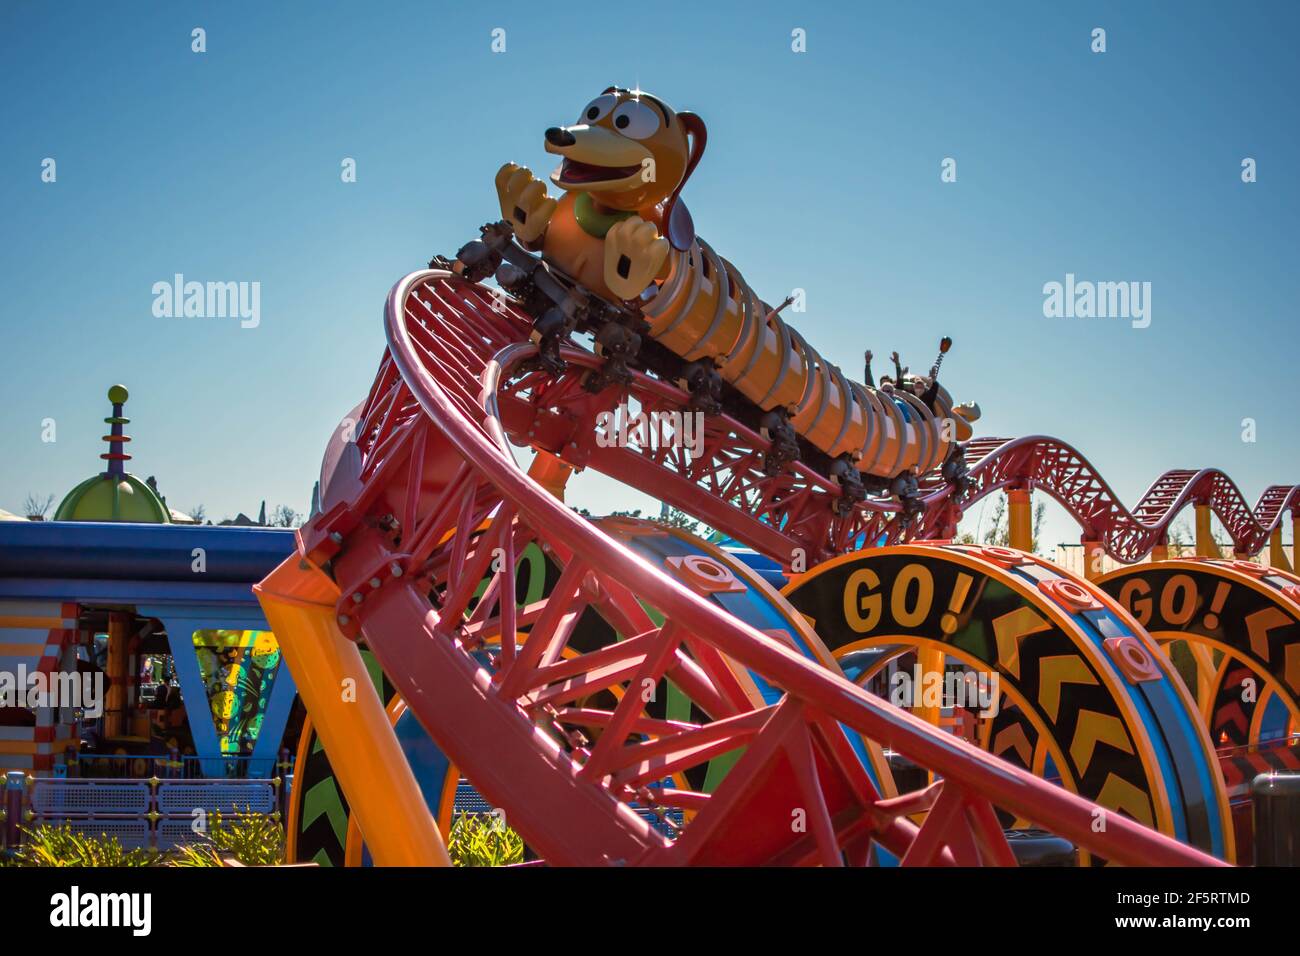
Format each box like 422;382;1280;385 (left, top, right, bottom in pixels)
860;339;979;523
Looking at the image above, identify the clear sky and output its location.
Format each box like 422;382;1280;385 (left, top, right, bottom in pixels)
2;0;1296;549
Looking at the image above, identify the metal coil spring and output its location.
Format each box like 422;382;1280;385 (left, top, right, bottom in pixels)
641;239;959;479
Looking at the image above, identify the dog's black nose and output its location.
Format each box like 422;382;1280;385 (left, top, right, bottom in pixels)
545;126;576;147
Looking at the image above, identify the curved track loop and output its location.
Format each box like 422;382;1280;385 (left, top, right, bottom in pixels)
493;334;898;565
300;270;1220;866
483;364;1298;568
913;437;1300;564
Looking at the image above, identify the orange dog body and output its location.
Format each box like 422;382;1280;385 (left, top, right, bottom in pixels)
541;194;666;300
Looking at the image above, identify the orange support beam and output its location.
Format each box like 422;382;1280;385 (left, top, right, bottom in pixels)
1195;504;1221;559
1080;540;1104;581
1293;512;1300;571
1007;488;1033;553
1269;526;1292;572
916;646;946;729
103;612;130;738
254;557;449;867
527;451;574;500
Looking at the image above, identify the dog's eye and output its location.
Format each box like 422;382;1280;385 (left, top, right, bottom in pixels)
579;95;617;124
611;101;660;139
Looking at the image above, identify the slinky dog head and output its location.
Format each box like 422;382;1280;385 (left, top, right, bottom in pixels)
544;87;706;249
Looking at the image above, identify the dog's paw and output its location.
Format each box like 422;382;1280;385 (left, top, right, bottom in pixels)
495;163;556;243
603;216;669;301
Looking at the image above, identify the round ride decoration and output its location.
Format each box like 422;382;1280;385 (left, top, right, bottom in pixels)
1098;560;1300;750
781;544;1234;863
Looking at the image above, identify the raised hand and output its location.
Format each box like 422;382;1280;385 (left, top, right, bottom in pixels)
495;163;557;244
604;216;669;300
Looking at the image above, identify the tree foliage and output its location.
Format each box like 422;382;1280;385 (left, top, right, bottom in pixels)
22;492;55;520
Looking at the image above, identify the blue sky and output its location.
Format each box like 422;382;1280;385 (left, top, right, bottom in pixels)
1;0;1296;549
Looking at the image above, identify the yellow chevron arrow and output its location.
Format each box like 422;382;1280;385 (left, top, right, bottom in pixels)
1096;773;1155;829
1038;655;1098;721
993;606;1052;679
1246;607;1292;663
1070;710;1134;774
1285;642;1300;695
992;722;1033;766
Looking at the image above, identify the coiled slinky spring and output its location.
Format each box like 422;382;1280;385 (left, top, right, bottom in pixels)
642;239;964;479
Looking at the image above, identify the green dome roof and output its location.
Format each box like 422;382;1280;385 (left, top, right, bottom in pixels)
54;384;172;524
54;473;171;523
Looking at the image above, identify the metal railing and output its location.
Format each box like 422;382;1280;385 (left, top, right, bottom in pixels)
66;751;293;780
3;770;288;853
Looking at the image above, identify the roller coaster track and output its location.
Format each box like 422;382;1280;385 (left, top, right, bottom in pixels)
292;269;1220;866
912;437;1300;564
483;349;1299;568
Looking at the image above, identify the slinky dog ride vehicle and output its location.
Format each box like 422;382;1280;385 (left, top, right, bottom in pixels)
448;86;981;524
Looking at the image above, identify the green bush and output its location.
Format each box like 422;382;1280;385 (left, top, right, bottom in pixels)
447;811;524;866
5;823;158;867
3;813;285;867
167;813;286;867
8;813;519;867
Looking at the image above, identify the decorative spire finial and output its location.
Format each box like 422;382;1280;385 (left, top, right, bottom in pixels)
100;384;131;478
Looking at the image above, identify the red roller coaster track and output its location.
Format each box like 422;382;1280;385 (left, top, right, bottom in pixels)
913;437;1300;563
486;344;1298;568
298;269;1223;866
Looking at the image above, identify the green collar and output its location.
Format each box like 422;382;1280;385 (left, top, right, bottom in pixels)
574;192;635;238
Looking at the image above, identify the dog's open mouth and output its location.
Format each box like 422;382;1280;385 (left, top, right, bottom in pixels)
559;158;641;184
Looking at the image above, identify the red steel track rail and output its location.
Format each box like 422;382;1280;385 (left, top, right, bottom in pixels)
297;270;1222;866
483;356;1298;569
913;436;1300;563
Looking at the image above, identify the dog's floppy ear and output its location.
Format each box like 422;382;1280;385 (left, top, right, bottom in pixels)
664;111;707;251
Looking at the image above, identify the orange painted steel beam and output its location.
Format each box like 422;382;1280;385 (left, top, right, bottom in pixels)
255;556;449;867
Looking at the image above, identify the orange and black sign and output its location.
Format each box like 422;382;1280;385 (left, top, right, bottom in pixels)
784;545;1231;861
